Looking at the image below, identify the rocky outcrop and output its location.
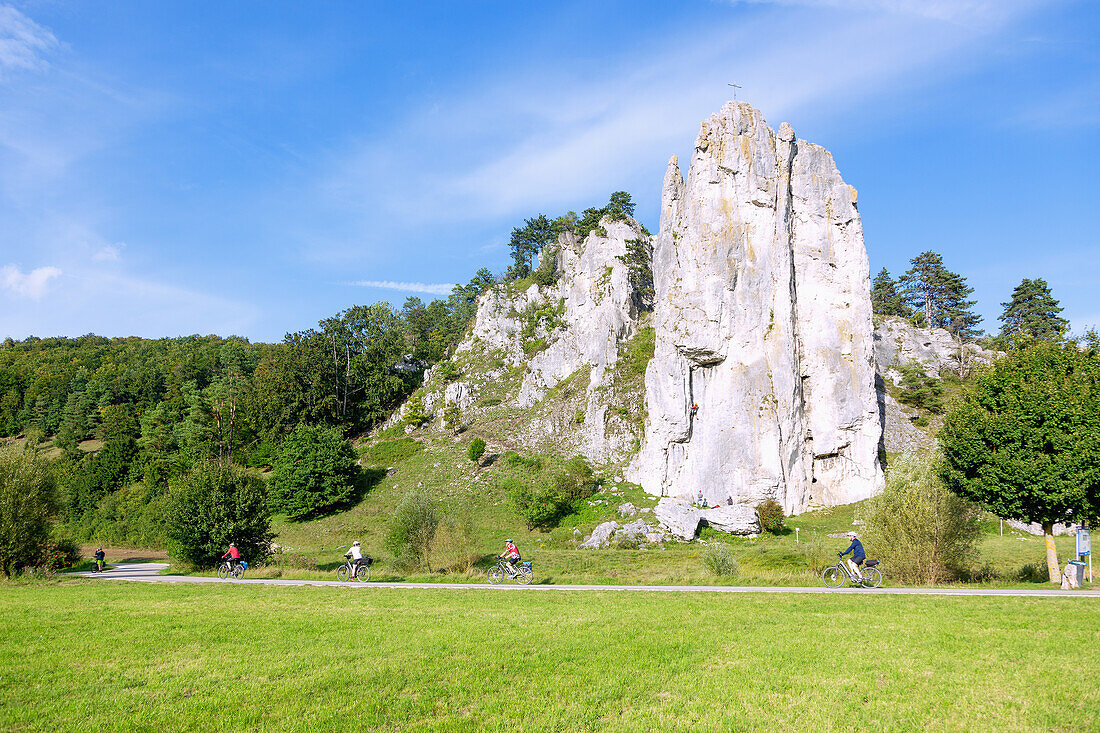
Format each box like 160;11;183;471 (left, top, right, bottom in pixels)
654;498;760;540
630;102;883;514
442;218;653;462
874;316;1000;378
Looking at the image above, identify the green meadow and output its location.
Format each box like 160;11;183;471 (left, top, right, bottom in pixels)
2;581;1097;732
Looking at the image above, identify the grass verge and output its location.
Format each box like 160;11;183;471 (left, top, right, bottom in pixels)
2;582;1097;732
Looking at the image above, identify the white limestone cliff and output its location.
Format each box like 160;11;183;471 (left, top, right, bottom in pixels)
629;102;884;514
425;217;653;462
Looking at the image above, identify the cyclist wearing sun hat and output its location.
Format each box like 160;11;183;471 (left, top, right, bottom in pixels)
838;531;865;580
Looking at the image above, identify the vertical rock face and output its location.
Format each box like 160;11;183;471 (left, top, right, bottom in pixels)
629;102;883;513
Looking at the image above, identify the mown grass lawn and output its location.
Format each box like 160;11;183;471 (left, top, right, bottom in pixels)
2;581;1097;732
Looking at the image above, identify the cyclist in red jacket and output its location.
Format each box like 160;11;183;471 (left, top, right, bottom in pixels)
221;542;241;571
497;539;520;575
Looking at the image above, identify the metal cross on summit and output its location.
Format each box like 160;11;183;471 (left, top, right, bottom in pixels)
728;83;742;101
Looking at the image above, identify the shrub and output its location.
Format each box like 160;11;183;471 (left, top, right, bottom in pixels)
756;498;785;534
437;361;460;383
442;404;462;432
896;362;945;414
702;543;739;577
270;424;360;521
573;409;585;424
360;438;422;466
467;438;486;464
403;393;430;427
386;488;439;571
506;455;596;530
862;451;981;584
164;461;274;568
0;445;56;576
1017;563;1048;583
45;538;82;571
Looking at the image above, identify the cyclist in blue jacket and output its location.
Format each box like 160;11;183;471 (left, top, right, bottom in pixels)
839;531;865;581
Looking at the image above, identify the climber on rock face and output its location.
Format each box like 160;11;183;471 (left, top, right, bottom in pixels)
690;402;698;417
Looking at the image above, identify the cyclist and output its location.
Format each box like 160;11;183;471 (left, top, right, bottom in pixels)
838;531;865;581
221;542;241;572
93;547;106;572
498;539;520;576
345;540;368;575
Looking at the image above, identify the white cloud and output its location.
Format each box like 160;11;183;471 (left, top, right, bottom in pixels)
0;4;58;75
346;280;456;296
721;0;1044;24
0;263;61;299
318;0;1050;234
92;244;122;262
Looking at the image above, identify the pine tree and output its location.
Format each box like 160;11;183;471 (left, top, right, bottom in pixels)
871;268;911;317
998;278;1068;340
898;252;982;338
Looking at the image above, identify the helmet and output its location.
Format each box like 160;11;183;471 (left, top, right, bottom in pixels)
846;531;857;538
506;539;513;544
230;542;236;546
352;541;360;546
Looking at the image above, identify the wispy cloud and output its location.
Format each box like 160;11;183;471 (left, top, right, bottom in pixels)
0;4;58;75
720;0;1045;24
318;0;1050;235
92;244;122;262
346;280;456;296
0;263;61;299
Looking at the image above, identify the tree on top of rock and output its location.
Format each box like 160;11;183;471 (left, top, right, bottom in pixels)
607;191;635;220
898;252;982;339
508;215;556;279
998;277;1068;340
871;268;911;318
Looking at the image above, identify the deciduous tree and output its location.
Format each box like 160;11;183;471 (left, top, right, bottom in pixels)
938;338;1100;582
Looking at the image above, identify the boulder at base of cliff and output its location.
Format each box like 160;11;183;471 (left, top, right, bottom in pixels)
655;498;760;540
578;521;620;549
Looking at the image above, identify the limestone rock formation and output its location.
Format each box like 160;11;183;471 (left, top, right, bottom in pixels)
421;217;653;462
874;316;999;379
654;498;759;540
630;102;884;514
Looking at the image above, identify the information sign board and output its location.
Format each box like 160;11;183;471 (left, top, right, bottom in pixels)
1077;528;1091;557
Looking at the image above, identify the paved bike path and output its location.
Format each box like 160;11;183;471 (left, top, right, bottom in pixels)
75;563;1100;597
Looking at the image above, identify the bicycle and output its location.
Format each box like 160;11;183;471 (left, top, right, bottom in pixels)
90;558;105;573
217;560;246;580
487;560;532;585
822;557;882;589
336;555;372;582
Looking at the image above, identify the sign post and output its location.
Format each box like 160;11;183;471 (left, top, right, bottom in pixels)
1077;527;1092;583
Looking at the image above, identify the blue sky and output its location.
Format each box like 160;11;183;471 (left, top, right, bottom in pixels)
1;0;1097;342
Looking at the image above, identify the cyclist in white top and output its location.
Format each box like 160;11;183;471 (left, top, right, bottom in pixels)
345;541;368;574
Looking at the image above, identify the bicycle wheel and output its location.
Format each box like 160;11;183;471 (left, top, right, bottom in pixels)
860;567;882;589
822;565;845;588
487;566;504;585
516;567;533;585
356;564;371;582
233;565;244;580
336;565;350;582
217;564;229;580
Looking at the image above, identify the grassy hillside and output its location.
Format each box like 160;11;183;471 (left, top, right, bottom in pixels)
3;582;1097;732
226;432;1084;589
